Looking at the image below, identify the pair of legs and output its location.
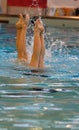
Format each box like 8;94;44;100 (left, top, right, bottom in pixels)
16;14;45;69
16;14;29;61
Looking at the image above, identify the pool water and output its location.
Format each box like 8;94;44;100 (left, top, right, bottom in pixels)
0;23;79;130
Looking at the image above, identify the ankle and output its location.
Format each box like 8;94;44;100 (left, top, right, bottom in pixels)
34;26;41;34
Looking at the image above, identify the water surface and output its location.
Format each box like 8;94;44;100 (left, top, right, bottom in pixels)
0;23;79;130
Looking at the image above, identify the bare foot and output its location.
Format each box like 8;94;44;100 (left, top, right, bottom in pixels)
16;14;24;29
34;19;44;34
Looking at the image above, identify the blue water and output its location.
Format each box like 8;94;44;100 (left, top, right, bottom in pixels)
0;23;79;130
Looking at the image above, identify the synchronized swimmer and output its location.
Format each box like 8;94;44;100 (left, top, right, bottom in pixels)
16;14;45;69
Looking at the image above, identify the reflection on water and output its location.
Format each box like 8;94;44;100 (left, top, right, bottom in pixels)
0;24;79;130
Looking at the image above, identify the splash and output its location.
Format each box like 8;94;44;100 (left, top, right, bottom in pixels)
24;0;42;33
27;0;42;17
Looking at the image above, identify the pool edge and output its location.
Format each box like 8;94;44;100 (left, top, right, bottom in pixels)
0;14;79;27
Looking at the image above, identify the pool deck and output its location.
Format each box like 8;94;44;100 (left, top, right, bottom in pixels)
0;14;79;27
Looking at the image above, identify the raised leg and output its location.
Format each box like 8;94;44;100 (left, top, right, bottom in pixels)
16;14;29;61
39;32;45;68
16;14;23;59
29;19;45;69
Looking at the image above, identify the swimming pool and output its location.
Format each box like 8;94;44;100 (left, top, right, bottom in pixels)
0;23;79;130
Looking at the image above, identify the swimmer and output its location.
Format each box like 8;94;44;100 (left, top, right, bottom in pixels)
16;14;45;69
16;14;29;62
29;18;45;69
